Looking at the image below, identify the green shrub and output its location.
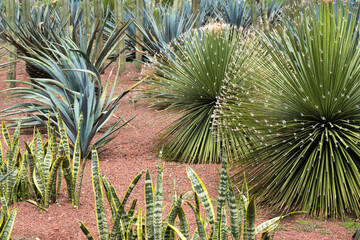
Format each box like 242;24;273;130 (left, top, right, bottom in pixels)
217;0;360;218
147;26;259;163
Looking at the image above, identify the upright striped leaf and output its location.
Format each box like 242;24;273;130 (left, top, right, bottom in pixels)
33;164;45;201
217;155;229;223
56;109;71;161
168;224;187;240
137;207;143;239
42;143;52;186
178;206;190;239
62;156;74;203
187;202;207;240
0;208;17;240
145;170;154;240
186;166;215;230
35;131;44;164
244;197;256;240
75;158;87;208
72;114;83;191
1;122;11;149
79;221;95;240
44;156;64;207
220;207;227;240
227;180;240;240
154;152;164;240
163;195;183;239
91;149;109;239
10;122;21;152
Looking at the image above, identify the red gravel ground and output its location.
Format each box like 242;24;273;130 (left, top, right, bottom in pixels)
0;61;355;239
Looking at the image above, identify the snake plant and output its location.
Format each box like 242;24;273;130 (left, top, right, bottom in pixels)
81;147;301;239
186;154;303;240
56;112;87;209
80;149;190;240
0;3;130;78
0;122;27;205
24;119;66;208
79;149;144;240
0;193;17;239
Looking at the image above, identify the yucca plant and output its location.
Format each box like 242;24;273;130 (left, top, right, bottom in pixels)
1;36;140;157
218;0;360;218
146;26;259;163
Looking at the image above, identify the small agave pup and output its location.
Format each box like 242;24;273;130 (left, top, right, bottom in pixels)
216;1;360;218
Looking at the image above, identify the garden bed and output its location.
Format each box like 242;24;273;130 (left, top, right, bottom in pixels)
0;61;354;239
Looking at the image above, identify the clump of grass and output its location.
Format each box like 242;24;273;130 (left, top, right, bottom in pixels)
338;217;360;234
317;229;332;235
290;220;324;232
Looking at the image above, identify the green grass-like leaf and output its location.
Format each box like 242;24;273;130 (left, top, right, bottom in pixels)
219;0;360;218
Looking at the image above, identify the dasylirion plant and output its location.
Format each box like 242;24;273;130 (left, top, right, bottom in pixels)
147;25;261;163
215;0;360;218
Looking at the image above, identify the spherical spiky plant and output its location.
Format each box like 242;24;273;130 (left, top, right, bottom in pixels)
147;26;261;163
216;1;360;218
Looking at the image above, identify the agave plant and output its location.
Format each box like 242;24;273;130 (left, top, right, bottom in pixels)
1;36;140;157
146;26;260;163
0;3;130;79
220;0;251;30
125;1;197;55
0;3;66;79
218;0;360;218
258;0;282;28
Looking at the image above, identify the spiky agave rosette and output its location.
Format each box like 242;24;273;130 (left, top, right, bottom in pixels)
216;1;360;218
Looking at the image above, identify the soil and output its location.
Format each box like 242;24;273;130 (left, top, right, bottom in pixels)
0;61;354;239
